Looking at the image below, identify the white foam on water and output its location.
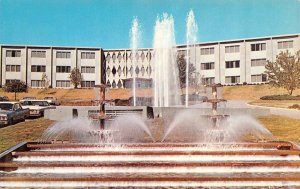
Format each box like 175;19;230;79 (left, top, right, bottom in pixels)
1;181;300;188
14;155;300;162
11;166;300;174
34;147;275;152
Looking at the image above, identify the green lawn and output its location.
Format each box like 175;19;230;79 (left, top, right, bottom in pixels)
1;115;300;153
0;118;55;153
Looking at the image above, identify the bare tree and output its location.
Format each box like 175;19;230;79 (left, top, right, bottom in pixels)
69;68;83;89
41;72;50;89
265;50;300;95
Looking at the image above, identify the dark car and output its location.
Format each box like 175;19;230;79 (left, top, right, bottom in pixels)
0;102;30;125
0;96;9;101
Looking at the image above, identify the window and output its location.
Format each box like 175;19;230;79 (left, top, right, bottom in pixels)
251;43;266;51
31;65;46;72
251;59;266;67
251;74;267;82
6;65;21;72
200;47;214;55
56;80;71;87
81;81;95;88
31;80;45;87
225;45;239;53
201;62;214;70
56;51;71;58
31;51;46;58
81;52;95;59
5;79;20;84
56;66;71;73
6;50;21;57
225;60;240;68
81;66;95;73
225;76;240;84
202;77;215;85
278;41;293;49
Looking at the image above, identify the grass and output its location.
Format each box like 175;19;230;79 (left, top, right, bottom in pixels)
1;115;300;153
1;84;300;106
257;115;300;144
0;118;55;153
249;100;300;109
0;88;152;105
222;84;300;100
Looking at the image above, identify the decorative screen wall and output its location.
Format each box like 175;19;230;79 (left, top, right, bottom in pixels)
104;49;153;88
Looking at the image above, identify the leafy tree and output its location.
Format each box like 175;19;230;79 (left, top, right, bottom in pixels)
69;68;83;89
4;81;28;100
265;50;300;95
177;54;196;89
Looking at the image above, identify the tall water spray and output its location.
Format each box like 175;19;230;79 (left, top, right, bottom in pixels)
130;18;140;106
185;10;198;107
153;14;180;107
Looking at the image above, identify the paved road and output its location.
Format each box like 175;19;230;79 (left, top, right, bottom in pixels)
191;100;300;120
247;103;300;120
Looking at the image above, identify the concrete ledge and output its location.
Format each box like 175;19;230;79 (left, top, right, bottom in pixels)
44;106;152;121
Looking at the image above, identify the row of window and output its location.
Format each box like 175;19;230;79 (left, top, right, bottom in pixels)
200;47;214;55
31;65;46;72
251;43;266;51
225;60;240;68
81;81;95;88
56;66;71;73
202;74;267;84
5;65;97;73
201;62;214;70
81;52;95;59
201;58;266;70
225;45;240;53
199;40;294;55
31;51;46;58
6;65;21;72
6;50;98;59
81;66;95;73
31;80;46;87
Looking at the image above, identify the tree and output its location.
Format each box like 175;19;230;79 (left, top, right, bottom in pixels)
69;68;83;89
41;72;50;89
177;54;196;89
265;50;300;95
4;81;28;100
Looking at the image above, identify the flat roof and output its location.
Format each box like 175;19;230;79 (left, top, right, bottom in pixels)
1;33;299;51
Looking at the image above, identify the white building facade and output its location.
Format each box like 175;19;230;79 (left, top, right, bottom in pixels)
0;45;103;88
0;33;299;88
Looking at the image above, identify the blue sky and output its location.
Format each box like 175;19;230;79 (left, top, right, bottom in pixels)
0;0;299;49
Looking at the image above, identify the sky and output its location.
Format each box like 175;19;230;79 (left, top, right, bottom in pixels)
0;0;299;49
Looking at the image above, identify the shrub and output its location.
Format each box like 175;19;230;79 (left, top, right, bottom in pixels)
4;81;28;93
288;104;300;110
260;95;300;100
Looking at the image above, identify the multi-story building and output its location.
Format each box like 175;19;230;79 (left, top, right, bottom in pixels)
0;45;103;88
0;33;299;88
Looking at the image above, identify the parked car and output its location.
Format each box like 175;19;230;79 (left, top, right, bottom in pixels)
0;102;29;125
22;97;36;100
44;97;60;106
0;96;9;101
20;100;53;117
20;97;37;104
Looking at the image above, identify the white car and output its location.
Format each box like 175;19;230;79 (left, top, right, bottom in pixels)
44;97;60;106
20;100;54;117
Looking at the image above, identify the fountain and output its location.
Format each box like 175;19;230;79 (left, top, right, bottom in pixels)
185;10;198;107
130;17;140;107
153;13;181;107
